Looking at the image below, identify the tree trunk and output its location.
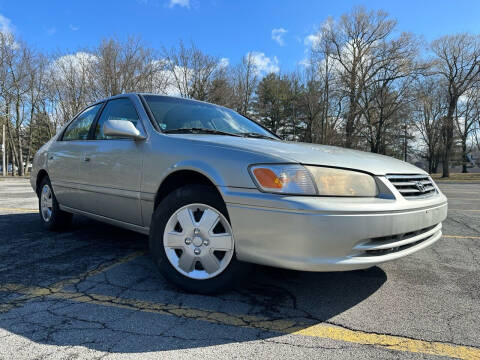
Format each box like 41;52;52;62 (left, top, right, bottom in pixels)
11;147;16;177
462;135;468;173
428;155;433;174
442;100;456;178
24;123;34;175
17;133;23;176
24;105;36;175
345;66;357;149
345;94;356;148
15;99;24;176
305;117;313;143
6;123;19;177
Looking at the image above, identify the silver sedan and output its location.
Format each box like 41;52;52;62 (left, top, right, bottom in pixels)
30;93;448;292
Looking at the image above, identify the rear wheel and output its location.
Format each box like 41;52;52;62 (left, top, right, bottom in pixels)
149;184;247;293
38;176;72;230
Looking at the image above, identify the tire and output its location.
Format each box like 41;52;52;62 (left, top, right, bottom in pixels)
149;184;248;293
38;176;73;231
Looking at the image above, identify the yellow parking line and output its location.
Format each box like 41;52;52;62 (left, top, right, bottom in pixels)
0;207;37;213
49;250;146;290
0;283;478;359
443;235;480;240
294;324;480;359
0;251;145;313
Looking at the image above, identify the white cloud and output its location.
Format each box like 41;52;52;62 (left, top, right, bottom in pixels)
298;57;311;68
169;0;190;8
247;51;280;75
271;28;287;46
0;14;20;49
50;52;98;81
219;57;229;68
69;24;79;31
0;14;13;35
304;33;321;48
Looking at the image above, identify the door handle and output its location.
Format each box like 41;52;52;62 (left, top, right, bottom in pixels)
83;156;90;162
48;155;55;160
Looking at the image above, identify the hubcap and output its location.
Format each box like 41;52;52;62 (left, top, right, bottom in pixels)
163;203;234;280
40;184;53;222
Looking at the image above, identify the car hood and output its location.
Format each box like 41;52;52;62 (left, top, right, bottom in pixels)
170;134;426;176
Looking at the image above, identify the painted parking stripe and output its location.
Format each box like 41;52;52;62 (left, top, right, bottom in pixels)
449;209;480;212
443;235;480;240
0;251;145;313
0;283;479;359
0;207;37;213
49;250;146;290
445;197;480;201
440;191;480;195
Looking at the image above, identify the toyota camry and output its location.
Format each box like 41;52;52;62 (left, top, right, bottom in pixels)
30;93;448;292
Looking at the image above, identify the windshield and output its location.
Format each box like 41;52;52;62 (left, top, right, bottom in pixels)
143;95;277;139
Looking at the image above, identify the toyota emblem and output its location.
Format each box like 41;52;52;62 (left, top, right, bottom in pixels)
415;181;425;193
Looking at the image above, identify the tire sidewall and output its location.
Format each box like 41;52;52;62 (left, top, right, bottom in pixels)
149;184;245;293
38;177;71;230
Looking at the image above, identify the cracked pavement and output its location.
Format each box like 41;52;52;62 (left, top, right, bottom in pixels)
0;178;479;359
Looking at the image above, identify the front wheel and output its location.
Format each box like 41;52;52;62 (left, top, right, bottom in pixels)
149;184;247;293
38;177;72;231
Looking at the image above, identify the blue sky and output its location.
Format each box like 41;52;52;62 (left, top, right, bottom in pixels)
1;0;480;71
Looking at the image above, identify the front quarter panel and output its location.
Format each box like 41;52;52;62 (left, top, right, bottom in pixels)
140;134;288;226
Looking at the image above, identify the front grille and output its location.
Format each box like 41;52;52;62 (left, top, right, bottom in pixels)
386;174;436;198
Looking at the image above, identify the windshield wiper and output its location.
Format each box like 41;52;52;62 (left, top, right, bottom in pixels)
238;132;277;140
163;128;242;137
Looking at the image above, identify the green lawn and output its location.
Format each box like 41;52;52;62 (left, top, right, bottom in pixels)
431;172;480;182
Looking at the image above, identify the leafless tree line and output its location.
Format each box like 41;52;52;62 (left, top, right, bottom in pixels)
1;6;480;177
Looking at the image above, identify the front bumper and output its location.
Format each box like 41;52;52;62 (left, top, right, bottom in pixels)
220;185;448;271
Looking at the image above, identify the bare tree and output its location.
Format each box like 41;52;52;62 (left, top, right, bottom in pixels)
324;7;397;148
298;62;323;143
162;41;219;100
358;33;420;154
455;87;480;172
23;52;48;174
431;33;480;177
48;51;97;125
94;37;165;97
413;77;446;173
232;53;258;116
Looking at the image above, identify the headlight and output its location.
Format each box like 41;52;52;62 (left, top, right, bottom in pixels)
306;166;378;196
249;164;317;195
249;164;378;196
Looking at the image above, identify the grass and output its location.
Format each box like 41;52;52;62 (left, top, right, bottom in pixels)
431;172;480;182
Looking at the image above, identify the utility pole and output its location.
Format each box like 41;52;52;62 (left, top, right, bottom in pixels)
2;124;5;177
403;121;408;162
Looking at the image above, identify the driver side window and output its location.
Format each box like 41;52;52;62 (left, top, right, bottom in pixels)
95;98;140;140
62;104;102;141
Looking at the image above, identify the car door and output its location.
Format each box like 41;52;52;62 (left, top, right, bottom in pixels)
77;97;145;225
47;103;103;209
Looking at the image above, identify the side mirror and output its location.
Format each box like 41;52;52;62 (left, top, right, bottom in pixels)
103;119;146;140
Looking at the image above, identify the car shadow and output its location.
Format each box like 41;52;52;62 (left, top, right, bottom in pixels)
0;212;387;353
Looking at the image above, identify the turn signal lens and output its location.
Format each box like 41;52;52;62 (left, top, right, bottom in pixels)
249;165;317;195
252;168;284;189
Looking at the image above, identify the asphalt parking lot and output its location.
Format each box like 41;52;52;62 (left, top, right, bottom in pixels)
0;178;479;359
